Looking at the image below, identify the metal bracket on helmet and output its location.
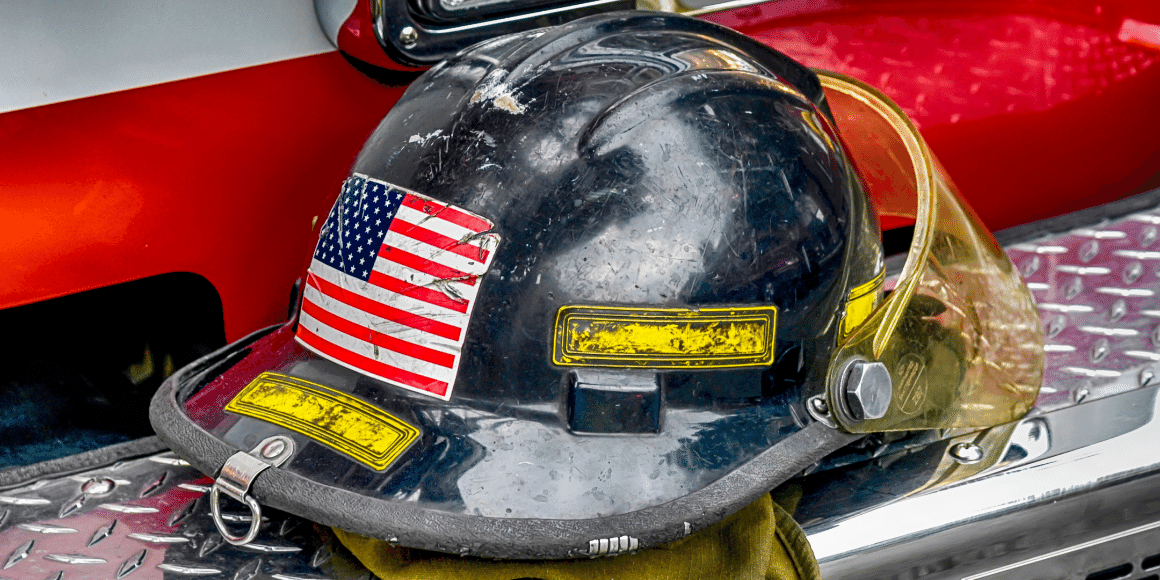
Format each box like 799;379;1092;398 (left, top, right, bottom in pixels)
209;435;296;546
806;395;838;429
826;356;893;428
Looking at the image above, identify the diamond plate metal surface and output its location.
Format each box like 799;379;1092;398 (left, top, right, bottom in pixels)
4;204;1160;578
0;454;372;580
1009;211;1160;411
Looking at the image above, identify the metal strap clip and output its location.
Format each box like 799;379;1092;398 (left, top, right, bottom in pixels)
209;435;295;546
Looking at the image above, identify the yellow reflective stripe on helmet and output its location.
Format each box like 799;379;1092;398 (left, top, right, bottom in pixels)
842;270;885;339
553;305;777;368
225;372;420;471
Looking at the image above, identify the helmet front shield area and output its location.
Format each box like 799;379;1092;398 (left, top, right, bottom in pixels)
819;72;1044;433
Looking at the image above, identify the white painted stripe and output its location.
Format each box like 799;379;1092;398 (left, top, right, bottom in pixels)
0;1;336;114
302;285;461;355
299;309;457;383
382;230;492;276
307;268;470;329
372;259;481;305
395;205;492;248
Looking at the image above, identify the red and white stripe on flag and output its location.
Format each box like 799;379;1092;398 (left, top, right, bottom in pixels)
295;174;501;400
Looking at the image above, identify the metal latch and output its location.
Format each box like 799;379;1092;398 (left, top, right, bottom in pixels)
209;435;295;546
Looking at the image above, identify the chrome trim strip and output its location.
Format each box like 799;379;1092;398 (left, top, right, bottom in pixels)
960;518;1160;580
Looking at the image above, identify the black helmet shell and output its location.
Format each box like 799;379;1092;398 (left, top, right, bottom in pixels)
153;11;881;559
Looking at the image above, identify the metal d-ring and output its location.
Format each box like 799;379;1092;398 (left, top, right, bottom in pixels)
210;485;264;545
208;435;296;546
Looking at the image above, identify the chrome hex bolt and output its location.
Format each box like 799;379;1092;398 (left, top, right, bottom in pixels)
842;359;892;421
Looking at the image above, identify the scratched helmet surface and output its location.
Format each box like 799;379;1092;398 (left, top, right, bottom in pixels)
150;11;1038;559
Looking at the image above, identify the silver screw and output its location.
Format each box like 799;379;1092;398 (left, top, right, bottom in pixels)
809;396;829;416
949;442;984;464
260;439;287;459
398;26;419;48
843;359;892;421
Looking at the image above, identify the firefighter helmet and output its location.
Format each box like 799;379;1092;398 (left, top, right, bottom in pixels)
152;11;1042;559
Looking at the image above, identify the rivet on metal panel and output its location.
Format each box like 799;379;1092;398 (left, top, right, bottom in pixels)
100;503;158;514
277;518;300;537
80;478;115;496
167;498;200;528
58;495;86;519
0;496;50;506
309;545;334;568
18;523;77;534
139;472;168;498
1021;256;1041;277
46;554;106;565
158;563;224;575
87;521;116;547
1110;299;1128;322
240;542;302;554
1065;277;1084;299
1091;338;1111;363
233;557;263;580
1075;388;1090;403
127;532;189;544
199;534;225;558
1080;240;1100;262
3;539;33;569
1047;315;1067;338
1140;367;1156;387
115;548;148;579
949;442;984;464
1141;225;1158;247
1124;261;1145;284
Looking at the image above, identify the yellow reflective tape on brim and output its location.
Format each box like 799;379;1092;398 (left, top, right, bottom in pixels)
841;270;885;339
818;71;1043;433
553;305;777;369
225;372;420;471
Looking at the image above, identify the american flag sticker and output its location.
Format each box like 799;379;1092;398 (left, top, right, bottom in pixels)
296;174;501;401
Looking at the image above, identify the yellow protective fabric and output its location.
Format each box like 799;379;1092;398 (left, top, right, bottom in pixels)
334;494;820;580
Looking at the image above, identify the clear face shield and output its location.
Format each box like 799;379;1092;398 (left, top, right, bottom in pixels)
819;71;1044;433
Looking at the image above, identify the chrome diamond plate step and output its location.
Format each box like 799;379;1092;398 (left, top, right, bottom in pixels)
5;202;1160;579
0;453;371;580
804;200;1160;579
1009;212;1160;411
